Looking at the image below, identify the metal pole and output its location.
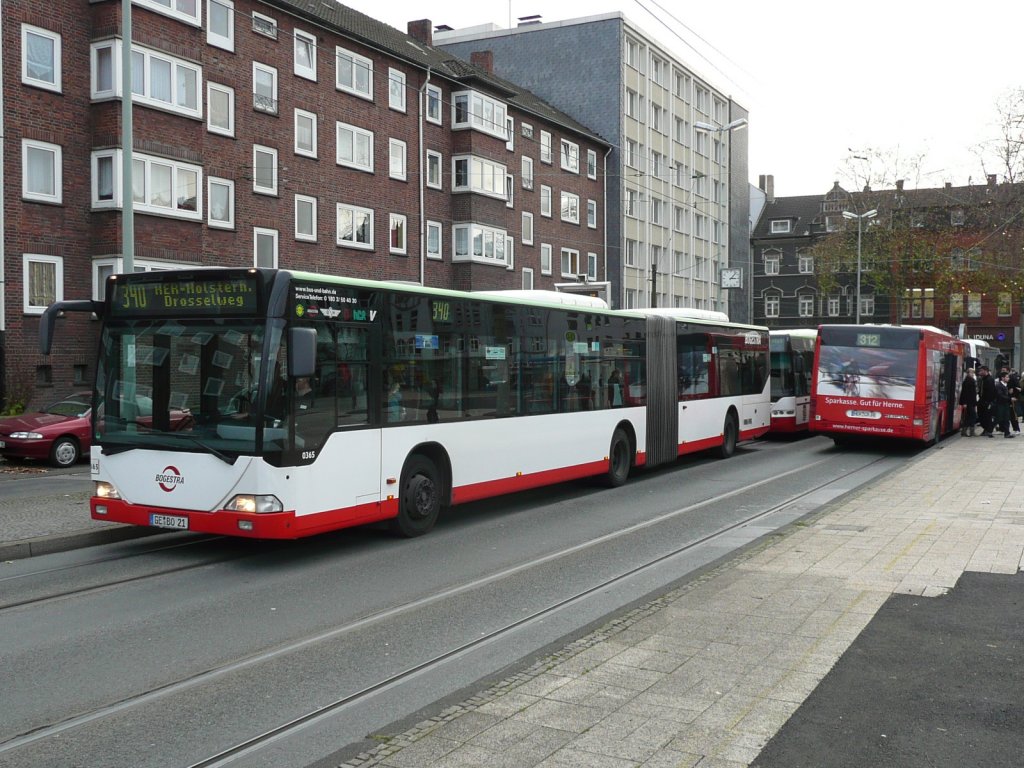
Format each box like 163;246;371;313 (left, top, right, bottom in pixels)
121;0;134;273
855;217;862;324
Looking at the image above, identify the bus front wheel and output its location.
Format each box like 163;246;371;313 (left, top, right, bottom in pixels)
718;413;738;459
605;428;632;487
392;455;442;537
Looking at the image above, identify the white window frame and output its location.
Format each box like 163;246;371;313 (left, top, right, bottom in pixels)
251;11;278;39
587;252;598;281
127;43;202;118
293;28;316;81
22;24;61;92
765;295;780;318
253;144;278;195
827;296;840;317
206;0;234;51
335;46;373;101
540;185;552;217
560;247;582;278
336;122;374;173
505;174;514;209
390;213;407;255
23;254;63;315
295;194;317;242
522;212;534;245
426;150;442;189
388;68;406;112
451;90;509;140
560;139;579;173
861;295;875;317
92;149;202;220
389;138;407;181
587;149;598;180
521;156;534;190
540;243;552;275
560;191;580;224
426;220;443;260
337;203;374;250
505;116;515;152
452;222;508;266
798;252;814;274
253;62;278;114
425;84;442;124
770;219;791;234
540;130;552;164
207;176;234;229
135;0;200;26
764;254;780;276
254;227;279;268
506;237;515;271
798;295;814;318
22;139;62;204
587;199;597;229
452;154;507;199
294;108;317;158
522;267;534;290
206;82;234;136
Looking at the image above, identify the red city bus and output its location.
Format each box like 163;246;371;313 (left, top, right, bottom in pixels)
810;324;965;445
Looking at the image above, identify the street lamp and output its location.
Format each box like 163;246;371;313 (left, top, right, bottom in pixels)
842;209;878;324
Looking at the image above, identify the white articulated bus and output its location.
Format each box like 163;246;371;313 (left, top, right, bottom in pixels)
41;268;770;539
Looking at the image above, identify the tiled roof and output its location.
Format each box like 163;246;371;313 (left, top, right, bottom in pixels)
263;0;609;145
751;195;824;238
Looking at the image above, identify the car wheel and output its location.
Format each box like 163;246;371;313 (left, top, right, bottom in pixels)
49;437;80;468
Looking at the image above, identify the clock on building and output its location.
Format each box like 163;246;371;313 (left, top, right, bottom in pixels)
720;268;743;288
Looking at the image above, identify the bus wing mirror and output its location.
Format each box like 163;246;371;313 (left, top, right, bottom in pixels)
39;300;103;355
287;327;317;378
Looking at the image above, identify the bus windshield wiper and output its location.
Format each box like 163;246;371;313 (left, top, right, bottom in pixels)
180;434;236;465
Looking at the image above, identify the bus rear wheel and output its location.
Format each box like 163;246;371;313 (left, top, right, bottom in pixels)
391;455;442;537
718;413;738;459
605;428;632;487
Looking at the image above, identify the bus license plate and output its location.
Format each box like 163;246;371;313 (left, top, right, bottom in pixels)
847;409;880;420
150;513;189;530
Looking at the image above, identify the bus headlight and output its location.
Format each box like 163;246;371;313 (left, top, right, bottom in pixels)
94;481;121;500
225;494;283;514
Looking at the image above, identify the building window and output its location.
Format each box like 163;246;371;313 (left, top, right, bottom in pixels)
540;130;552;164
770;219;791;234
92;150;201;218
968;293;982;318
452;155;507;198
588;252;598;281
765;295;780;318
505;174;514;209
24;254;62;315
337;203;373;249
426;150;442;189
207;82;234;136
505;237;515;271
425;84;442;124
208;176;234;229
624;239;638;267
540;243;552;275
624;189;638;218
336;46;372;100
294;29;316;80
254;227;278;268
950;293;964;319
389;139;407;180
763;250;780;275
560;191;580;224
522;268;534;290
798;252;814;274
294;108;317;157
336;122;373;172
136;0;200;25
540;185;552;217
828;296;840;317
390;213;407;254
560;139;579;173
798;295;814;317
128;44;201;117
951;208;965;226
587;149;598;179
91;42;115;97
451;90;508;140
426;220;442;260
998;292;1012;317
452;223;508;266
253;145;277;195
388;68;406;112
23;139;61;204
22;25;61;92
560;248;581;277
206;0;234;50
521;156;534;189
902;287;935;319
522;212;534;245
587;199;597;229
860;295;875;317
251;11;278;39
295;194;317;241
505;116;515;151
253;62;278;114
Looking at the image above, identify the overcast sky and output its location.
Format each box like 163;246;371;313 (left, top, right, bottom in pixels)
340;0;1022;197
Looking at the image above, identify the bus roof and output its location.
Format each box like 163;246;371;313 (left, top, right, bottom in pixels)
472;289;609;309
769;328;818;340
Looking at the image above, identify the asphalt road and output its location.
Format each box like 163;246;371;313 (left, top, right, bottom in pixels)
0;435;915;768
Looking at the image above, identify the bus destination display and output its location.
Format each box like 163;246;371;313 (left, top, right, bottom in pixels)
111;277;259;316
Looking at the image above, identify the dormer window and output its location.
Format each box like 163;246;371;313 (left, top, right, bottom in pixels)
770;219;791;234
951;208;965;226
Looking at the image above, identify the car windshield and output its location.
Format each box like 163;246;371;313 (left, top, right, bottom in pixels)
44;397;91;418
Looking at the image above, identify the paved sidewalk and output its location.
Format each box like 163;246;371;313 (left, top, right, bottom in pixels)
327;435;1024;768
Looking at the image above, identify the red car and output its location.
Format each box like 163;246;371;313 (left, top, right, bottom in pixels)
0;392;94;468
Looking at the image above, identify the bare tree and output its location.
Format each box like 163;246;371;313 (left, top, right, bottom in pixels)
973;88;1024;184
839;146;930;192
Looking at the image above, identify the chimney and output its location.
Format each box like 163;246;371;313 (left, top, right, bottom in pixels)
758;174;775;203
470;50;494;74
988;174;997;186
407;19;432;46
863;185;871;193
945;182;952;189
896;179;904;192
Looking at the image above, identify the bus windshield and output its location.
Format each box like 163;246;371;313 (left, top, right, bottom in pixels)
816;343;918;400
96;319;275;459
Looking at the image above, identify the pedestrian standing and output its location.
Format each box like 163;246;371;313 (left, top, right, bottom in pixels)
978;365;996;436
994;371;1016;438
959;367;978;436
1008;369;1021;433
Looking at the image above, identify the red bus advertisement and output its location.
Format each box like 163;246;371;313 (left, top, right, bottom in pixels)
810;324;965;444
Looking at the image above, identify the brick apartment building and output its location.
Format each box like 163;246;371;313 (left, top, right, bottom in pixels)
4;0;609;409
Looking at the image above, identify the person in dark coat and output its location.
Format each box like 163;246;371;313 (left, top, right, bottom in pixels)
978;365;997;436
994;371;1015;438
959;367;978;436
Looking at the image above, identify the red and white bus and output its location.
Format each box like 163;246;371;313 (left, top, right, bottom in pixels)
810;324;965;444
41;268;770;539
768;329;816;434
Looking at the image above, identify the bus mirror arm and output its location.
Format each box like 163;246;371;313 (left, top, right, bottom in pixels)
39;300;104;355
287;327;318;378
